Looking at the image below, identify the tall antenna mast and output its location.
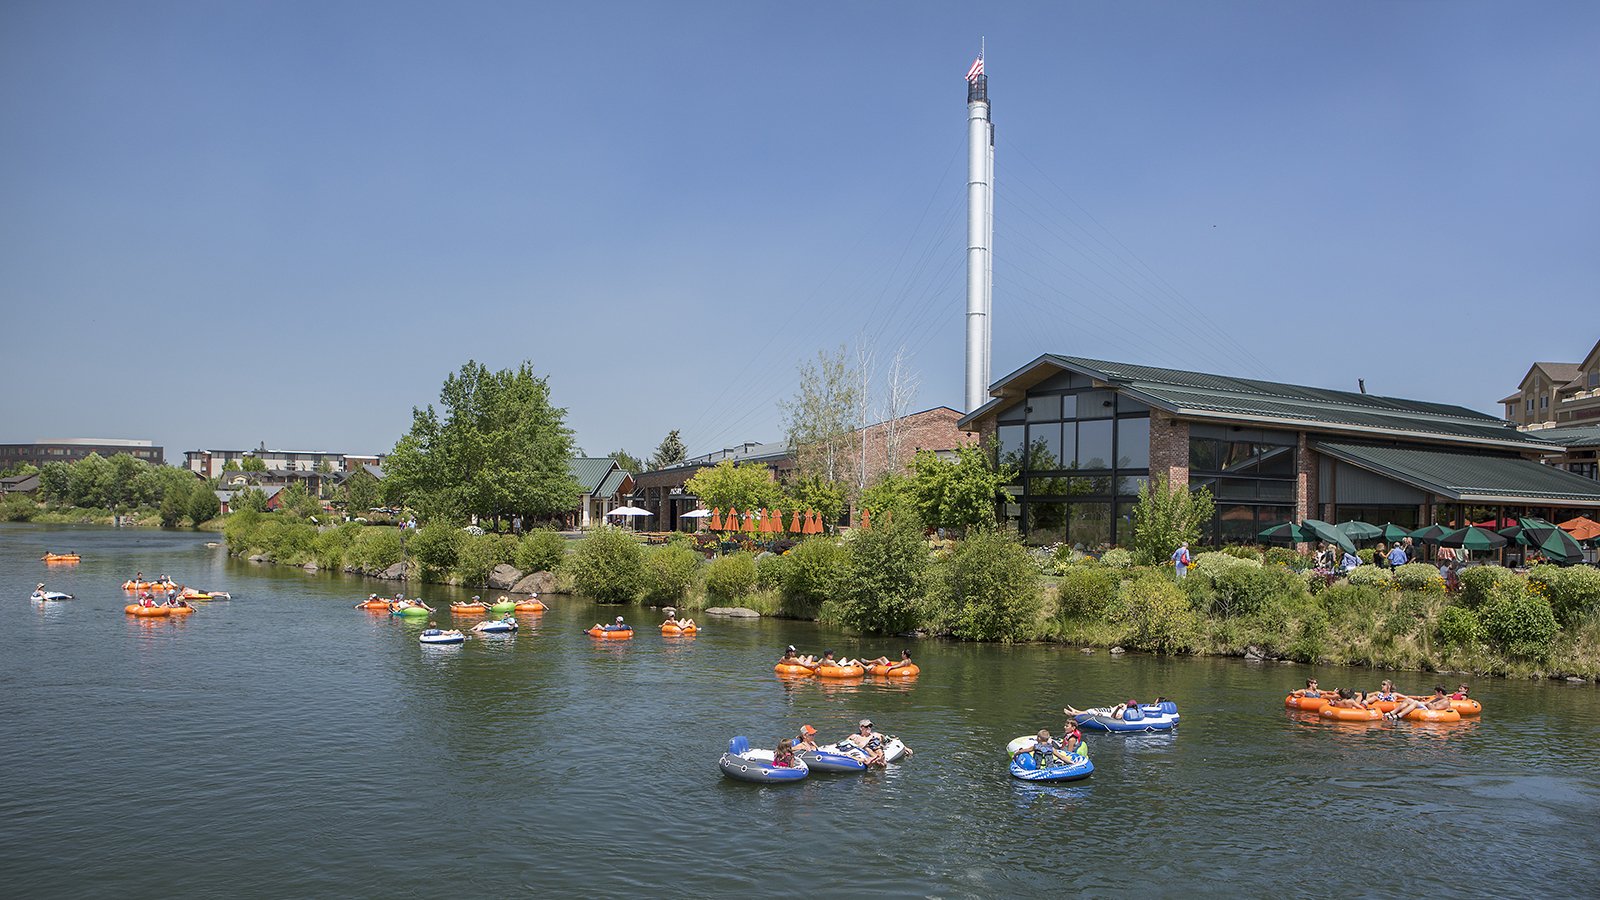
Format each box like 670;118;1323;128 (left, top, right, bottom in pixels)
964;43;993;413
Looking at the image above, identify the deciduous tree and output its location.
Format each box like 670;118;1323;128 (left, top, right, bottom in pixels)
1130;475;1216;566
684;460;784;515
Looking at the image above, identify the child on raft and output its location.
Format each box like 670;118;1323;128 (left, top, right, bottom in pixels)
1385;687;1454;721
772;740;798;768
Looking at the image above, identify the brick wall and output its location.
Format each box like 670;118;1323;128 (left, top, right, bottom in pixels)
851;407;976;484
1296;433;1317;522
1148;413;1188;487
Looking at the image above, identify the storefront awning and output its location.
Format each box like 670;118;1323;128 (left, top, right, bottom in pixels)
1313;443;1600;507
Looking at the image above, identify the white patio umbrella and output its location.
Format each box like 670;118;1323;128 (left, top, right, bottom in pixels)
680;509;712;518
606;506;653;517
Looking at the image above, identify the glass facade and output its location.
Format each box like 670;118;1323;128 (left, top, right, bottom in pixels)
1188;425;1299;545
999;380;1150;547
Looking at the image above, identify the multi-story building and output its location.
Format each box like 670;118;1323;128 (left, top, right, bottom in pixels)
0;439;164;468
1501;337;1600;430
184;445;385;479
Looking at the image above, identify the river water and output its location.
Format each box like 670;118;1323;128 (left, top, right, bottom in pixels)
3;524;1598;897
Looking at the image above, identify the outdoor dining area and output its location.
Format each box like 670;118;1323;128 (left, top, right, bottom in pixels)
603;505;851;547
1258;515;1600;568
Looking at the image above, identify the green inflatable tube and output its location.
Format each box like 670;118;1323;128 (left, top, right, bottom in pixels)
400;606;430;617
489;601;515;614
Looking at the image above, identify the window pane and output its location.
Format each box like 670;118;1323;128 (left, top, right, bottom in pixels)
1061;422;1076;469
1026;423;1061;470
1116;417;1150;469
1221;441;1257;474
1076;390;1115;419
1257;480;1295;502
1214;477;1257;500
1077;419;1114;469
1028;502;1068;545
1189;439;1220;472
1029;476;1071;496
1116;475;1148;497
1256;445;1296;478
997;401;1026;424
1026;395;1061;422
1068;475;1113;496
1068;501;1111;549
1218;505;1257;545
1060;394;1077;420
998;425;1025;470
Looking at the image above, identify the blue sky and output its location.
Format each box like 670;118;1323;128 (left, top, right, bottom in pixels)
3;1;1596;464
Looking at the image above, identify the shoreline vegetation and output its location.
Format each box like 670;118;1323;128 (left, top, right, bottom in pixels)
217;512;1600;684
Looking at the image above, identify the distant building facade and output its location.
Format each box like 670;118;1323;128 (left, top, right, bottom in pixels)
568;457;635;529
184;444;386;479
0;439;164;468
1501;337;1600;430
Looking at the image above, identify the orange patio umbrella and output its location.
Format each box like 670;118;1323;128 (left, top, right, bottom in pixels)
745;511;758;534
759;509;772;534
710;508;723;531
726;507;739;533
860;507;871;531
790;510;803;534
1560;516;1600;542
807;510;821;535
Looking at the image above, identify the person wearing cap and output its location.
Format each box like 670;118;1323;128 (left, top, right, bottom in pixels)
602;615;629;632
843;719;887;766
778;646;819;671
794;725;819;751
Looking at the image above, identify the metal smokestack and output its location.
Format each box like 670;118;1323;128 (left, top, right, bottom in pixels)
965;67;993;413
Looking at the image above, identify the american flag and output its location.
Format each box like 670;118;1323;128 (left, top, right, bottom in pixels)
966;55;984;82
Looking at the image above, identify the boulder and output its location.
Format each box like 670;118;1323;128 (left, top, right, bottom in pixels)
705;606;760;618
247;554;268;563
381;562;408;581
513;571;559;594
1108;646;1126;655
1567;676;1587;683
1079;648;1095;654
303;563;318;572
488;564;523;591
1244;645;1265;661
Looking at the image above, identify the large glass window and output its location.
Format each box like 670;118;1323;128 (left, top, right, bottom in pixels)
1068;501;1112;548
1026;395;1061;422
1027;423;1062;470
1010;382;1149;546
1077;420;1114;469
1029;502;1068;545
1189;433;1299;544
1117;417;1150;469
998;425;1025;470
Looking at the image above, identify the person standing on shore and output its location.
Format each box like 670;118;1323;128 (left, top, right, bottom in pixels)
1171;542;1190;580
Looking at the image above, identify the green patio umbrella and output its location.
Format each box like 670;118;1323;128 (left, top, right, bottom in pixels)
1512;517;1583;565
1258;521;1311;544
1410;523;1453;544
1438;526;1507;552
1301;519;1356;555
1380;523;1412;542
1336;520;1384;543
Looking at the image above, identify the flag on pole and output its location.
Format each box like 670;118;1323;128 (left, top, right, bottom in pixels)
966;55;984;82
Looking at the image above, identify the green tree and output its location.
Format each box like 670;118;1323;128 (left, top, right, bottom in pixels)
684;460;784;514
609;449;643;475
1130;475;1216;566
384;360;581;527
788;473;847;527
781;537;849;619
650;429;688;470
240;456;267;472
0;462;38;479
705;552;758;601
409;521;461;577
277;482;323;520
187;486;220;526
68;453;115;508
159;478;192;527
231;486;270;514
107;453;148;506
826;513;928;634
926;527;1043;641
859;473;915;521
38;462;70;503
906;445;1012;532
782;345;859;485
514;529;568;573
222;459;241;472
643;545;701;605
567;526;646;603
340;468;382;515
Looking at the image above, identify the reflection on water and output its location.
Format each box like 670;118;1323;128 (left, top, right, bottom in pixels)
2;523;1599;897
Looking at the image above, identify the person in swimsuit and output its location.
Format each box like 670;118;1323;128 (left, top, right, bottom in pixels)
772;740;797;768
1063;699;1137;720
844;719;887;766
1449;683;1471;700
1326;688;1370;709
778;646;819;671
1368;679;1404;704
1290;679;1326;699
793;725;819;752
861;649;914;671
1386;686;1453;721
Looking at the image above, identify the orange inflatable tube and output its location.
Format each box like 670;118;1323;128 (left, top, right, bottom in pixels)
357;600;392;610
1450;699;1482;716
1285;695;1328;711
42;554;81;562
774;663;814;676
1319;705;1382;722
166;605;195;615
661;623;698;635
124;605;170;617
586;626;633;639
868;663;920;677
1403;707;1462;723
514;600;548;612
451;604;487;615
816;664;865;679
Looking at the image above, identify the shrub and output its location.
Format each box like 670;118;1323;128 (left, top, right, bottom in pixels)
1435;605;1484;647
755;552;791;591
825;514;929;635
409;521;461;576
1392;562;1444;593
1302;569;1339;596
1;493;37;522
1210;564;1305;618
351;527;402;570
928;528;1042;642
1481;580;1559;660
455;533;516;586
568;526;646;603
1543;566;1600;626
780;538;849;618
1264;547;1314;571
1316;583;1386;619
1113;572;1203;655
1356;548;1376;565
1458;565;1520;610
1220;545;1264;562
705;552;758;601
1055;566;1119;621
1100;548;1133;569
1190;551;1258;583
1347;566;1394;588
643;545;701;606
314;525;356;569
515;529;567;573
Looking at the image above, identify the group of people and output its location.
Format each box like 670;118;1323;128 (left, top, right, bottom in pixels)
772;718;905;769
385;595;436;613
1013;720;1089;766
1291;678;1470;721
777;645;916;673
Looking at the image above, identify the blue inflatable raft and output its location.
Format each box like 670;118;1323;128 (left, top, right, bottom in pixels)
1074;701;1178;733
719;737;809;783
1009;750;1093;782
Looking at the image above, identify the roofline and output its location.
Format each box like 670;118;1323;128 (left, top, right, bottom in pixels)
1314;442;1600;506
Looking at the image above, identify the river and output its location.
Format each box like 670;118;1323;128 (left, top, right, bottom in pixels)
3;523;1598;897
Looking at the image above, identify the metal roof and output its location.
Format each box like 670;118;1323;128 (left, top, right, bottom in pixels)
1531;425;1600;449
1314;442;1600;506
595;468;630;498
568;457;620;494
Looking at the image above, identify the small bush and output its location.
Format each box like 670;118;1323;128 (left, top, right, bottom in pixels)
928;528;1042;642
409;522;461;576
1347;566;1394;588
1056;566;1119;621
1211;564;1305;618
567;526;646;603
313;525;357;569
1264;547;1314;571
825;514;929;635
1458;565;1520;610
1392;562;1444;593
1100;548;1133;569
1536;565;1600;627
351;527;402;570
1356;548;1376;565
643;545;701;606
705;552;758;601
1190;551;1259;583
1220;545;1264;562
1435;605;1484;648
782;537;850;619
515;529;567;573
1316;583;1386;618
1481;580;1559;660
1114;572;1203;655
755;552;791;591
0;493;36;522
455;533;516;586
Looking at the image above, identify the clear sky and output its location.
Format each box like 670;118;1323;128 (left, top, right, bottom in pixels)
3;1;1596;464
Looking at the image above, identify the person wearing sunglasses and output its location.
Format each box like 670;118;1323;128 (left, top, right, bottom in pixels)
843;719;886;766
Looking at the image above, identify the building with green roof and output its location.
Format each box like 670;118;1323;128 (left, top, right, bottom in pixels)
958;354;1600;547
